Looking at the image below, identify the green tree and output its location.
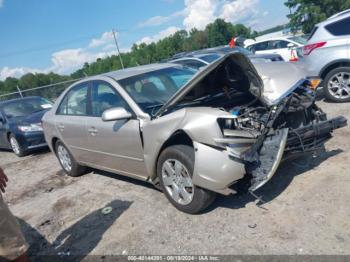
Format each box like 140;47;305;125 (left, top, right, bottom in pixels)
206;19;232;47
285;0;350;33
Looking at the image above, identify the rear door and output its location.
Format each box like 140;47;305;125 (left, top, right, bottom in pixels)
84;80;147;178
270;40;294;61
249;41;269;54
54;82;91;163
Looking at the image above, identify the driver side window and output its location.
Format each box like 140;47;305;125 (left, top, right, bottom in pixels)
91;81;130;117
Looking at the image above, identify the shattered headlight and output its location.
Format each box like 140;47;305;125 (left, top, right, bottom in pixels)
18;123;43;132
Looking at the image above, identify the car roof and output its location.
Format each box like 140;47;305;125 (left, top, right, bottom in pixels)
247;36;294;45
0;96;42;106
317;9;350;27
103;63;178;80
328;9;350;20
170;46;240;60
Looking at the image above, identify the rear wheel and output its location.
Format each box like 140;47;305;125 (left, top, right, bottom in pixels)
9;134;26;157
157;144;216;214
55;140;86;177
324;67;350;102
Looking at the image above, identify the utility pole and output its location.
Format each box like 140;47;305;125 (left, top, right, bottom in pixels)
112;29;124;69
16;85;23;98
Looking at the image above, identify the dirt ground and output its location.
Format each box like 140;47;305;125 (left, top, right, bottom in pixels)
1;98;350;259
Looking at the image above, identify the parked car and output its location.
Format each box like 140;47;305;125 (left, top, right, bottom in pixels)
0;96;52;156
168;46;283;70
245;36;307;61
43;53;347;214
169;47;321;90
297;9;350;102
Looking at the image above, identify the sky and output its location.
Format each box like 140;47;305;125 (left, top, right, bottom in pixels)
0;0;290;80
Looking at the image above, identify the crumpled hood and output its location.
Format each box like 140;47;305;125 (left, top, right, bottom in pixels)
155;53;307;117
254;61;308;105
155;52;264;117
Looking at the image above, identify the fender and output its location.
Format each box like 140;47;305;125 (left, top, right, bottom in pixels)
319;59;350;78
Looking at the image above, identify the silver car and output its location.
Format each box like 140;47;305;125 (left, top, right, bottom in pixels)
43;53;347;214
297;9;350;102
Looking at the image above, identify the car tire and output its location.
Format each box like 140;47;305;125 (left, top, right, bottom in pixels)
9;134;26;157
55;140;86;177
323;67;350;102
157;144;216;214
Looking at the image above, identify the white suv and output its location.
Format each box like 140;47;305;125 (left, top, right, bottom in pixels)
298;9;350;102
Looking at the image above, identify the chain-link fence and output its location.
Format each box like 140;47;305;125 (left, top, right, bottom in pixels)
0;78;83;102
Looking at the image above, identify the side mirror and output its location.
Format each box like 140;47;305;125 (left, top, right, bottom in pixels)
102;107;132;122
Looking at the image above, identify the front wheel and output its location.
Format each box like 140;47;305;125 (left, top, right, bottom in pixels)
157;145;216;214
323;67;350;102
9;134;26;157
55;140;86;177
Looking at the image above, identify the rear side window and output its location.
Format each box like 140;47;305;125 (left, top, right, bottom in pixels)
271;40;290;49
325;17;350;36
253;41;269;51
57;83;89;115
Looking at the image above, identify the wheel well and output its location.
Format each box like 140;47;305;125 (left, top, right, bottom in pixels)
321;61;350;79
152;130;193;181
52;137;59;153
160;130;193;152
6;132;11;142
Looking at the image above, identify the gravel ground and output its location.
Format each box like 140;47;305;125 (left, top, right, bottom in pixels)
1;99;350;259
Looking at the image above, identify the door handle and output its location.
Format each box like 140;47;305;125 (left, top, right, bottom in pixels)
58;124;65;131
88;127;98;136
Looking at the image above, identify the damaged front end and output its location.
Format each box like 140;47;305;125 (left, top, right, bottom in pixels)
155;52;347;194
218;83;347;192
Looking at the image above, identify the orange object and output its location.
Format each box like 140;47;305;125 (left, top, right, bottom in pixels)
289;49;298;62
229;37;235;48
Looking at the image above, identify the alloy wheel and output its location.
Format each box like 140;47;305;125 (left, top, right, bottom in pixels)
10;137;20;155
328;72;350;100
57;145;72;172
162;159;194;205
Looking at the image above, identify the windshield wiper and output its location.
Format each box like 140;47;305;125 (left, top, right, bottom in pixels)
31;108;46;114
146;103;165;116
146;103;164;109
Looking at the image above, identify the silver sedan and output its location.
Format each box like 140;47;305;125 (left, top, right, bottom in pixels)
43;53;347;213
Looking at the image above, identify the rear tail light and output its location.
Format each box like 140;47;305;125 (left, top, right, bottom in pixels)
303;42;327;56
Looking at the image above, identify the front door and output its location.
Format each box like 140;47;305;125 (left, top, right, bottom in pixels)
84;80;147;178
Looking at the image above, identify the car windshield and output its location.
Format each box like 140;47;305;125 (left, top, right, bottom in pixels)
118;67;196;114
2;97;52;119
288;36;308;45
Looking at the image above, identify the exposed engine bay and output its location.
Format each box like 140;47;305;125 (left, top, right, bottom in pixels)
218;85;347;191
160;53;348;192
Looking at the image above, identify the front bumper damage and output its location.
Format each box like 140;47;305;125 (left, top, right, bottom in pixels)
229;116;347;192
